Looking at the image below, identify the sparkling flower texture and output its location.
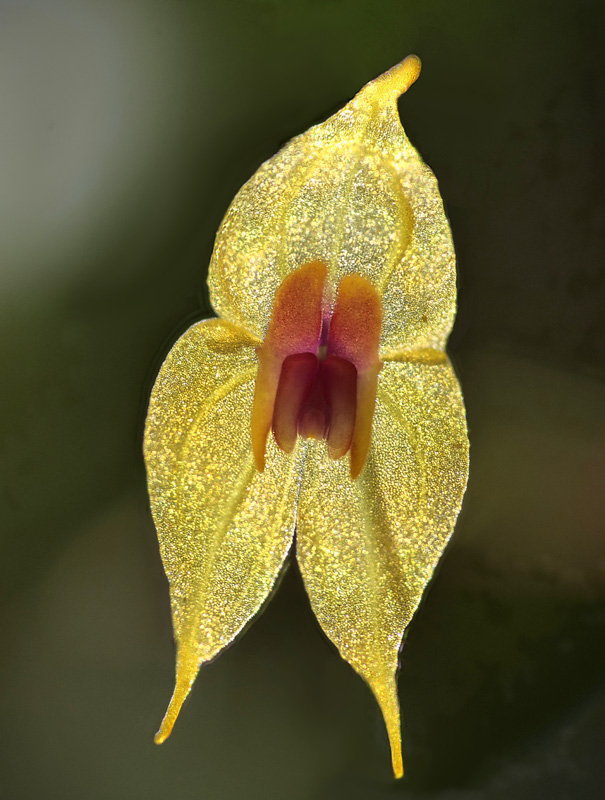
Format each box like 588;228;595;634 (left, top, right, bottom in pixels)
144;55;469;778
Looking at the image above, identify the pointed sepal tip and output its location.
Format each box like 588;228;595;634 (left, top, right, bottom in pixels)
154;653;199;745
373;673;404;779
358;54;422;104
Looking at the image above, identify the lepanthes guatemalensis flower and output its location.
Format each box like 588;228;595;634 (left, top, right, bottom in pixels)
144;55;469;778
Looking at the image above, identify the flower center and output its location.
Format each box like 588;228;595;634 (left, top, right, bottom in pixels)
273;345;358;456
251;261;382;479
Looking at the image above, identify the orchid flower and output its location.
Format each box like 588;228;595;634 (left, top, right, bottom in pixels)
144;55;469;778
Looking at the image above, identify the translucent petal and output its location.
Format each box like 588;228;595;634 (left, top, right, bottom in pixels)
295;358;469;777
207;56;456;353
144;318;304;743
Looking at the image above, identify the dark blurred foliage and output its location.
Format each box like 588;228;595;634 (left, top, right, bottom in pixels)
1;1;604;798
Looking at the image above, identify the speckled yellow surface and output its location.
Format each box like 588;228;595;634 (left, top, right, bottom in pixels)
144;56;469;778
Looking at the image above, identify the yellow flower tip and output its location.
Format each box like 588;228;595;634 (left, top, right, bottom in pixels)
154;702;179;745
154;654;199;745
393;751;404;781
386;720;404;779
153;725;171;745
386;54;422;96
360;54;422;103
373;674;404;779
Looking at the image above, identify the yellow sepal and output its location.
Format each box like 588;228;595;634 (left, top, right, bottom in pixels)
296;358;469;777
144;318;304;742
208;55;457;355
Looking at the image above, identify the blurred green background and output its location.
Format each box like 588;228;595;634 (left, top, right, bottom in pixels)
1;0;605;797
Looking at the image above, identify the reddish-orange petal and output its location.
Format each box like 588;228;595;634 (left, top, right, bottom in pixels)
349;364;381;479
327;275;382;477
262;260;327;358
251;261;326;470
323;355;357;460
327;274;382;369
251;353;281;471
